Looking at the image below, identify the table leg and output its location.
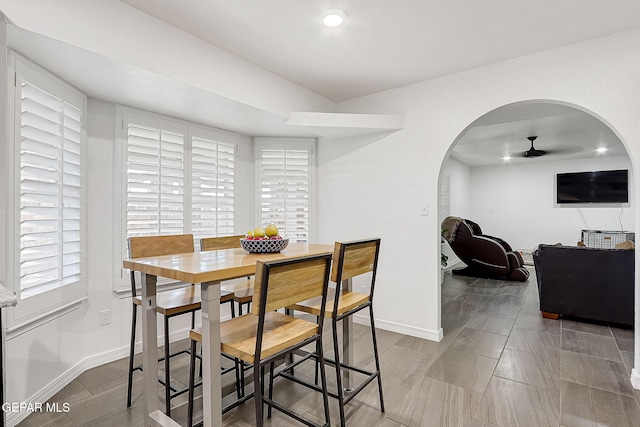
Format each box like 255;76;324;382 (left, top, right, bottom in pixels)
200;280;222;427
342;278;353;389
140;274;188;427
140;273;159;425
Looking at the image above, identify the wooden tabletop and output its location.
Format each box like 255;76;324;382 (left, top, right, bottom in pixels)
123;242;334;284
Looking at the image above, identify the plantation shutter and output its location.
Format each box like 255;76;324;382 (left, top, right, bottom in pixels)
191;133;235;239
257;139;314;243
126;123;185;238
19;80;84;299
119;110;238;292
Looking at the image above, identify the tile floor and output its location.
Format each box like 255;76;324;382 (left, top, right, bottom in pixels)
17;269;639;426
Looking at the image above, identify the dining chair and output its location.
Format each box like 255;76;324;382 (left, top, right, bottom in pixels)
200;235;254;315
283;238;384;427
126;234;236;416
187;253;333;427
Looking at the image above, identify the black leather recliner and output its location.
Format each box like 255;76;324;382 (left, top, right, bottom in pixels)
441;216;529;282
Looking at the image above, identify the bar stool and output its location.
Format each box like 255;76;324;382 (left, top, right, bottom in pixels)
126;234;235;415
200;235;254;315
284;238;384;427
187;254;333;427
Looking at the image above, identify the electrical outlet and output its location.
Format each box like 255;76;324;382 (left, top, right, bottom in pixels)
100;309;111;326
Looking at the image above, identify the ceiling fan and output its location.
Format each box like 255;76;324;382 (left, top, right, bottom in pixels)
523;136;545;158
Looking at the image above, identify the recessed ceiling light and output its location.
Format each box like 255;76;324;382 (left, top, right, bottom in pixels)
322;9;346;27
596;147;608;154
502;155;512;161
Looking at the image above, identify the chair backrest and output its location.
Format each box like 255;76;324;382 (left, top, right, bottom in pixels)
251;253;332;361
331;238;381;282
127;234;195;296
332;238;381;303
200;235;244;251
252;254;332;316
128;234;195;259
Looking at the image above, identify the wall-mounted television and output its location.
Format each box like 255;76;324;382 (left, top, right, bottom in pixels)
556;169;628;204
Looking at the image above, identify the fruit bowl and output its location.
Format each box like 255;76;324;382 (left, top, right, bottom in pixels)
240;238;289;253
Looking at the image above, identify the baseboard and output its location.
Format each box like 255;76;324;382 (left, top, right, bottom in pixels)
353;313;443;342
631;368;640;390
6;325;194;427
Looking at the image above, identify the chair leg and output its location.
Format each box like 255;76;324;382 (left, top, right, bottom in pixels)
234;358;243;399
230;300;236;318
316;338;332;427
238;302;243;316
332;317;347;427
127;303;137;407
164;316;171;416
314;316;320;385
369;304;385;412
268;362;274;419
254;363;264;427
187;339;197;427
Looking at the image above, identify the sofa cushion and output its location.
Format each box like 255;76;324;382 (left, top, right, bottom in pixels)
614;240;635;250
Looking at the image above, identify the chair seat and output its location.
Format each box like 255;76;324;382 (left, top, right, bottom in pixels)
190;311;318;364
132;285;234;316
288;288;369;317
221;278;254;304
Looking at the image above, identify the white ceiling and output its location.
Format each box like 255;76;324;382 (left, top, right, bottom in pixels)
122;0;640;102
5;1;639;164
452;103;628;167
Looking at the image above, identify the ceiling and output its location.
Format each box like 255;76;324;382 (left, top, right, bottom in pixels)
452;103;628;167
4;1;639;164
122;0;640;102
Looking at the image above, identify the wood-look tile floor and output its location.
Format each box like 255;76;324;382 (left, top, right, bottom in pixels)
18;269;639;427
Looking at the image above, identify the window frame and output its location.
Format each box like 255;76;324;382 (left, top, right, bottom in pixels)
113;106;239;293
6;51;88;331
254;137;317;243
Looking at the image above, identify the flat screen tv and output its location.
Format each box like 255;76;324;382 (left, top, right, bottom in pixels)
556;169;628;204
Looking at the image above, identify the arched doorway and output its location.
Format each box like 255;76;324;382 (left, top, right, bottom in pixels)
438;99;636;386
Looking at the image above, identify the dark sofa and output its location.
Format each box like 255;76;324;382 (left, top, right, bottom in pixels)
533;244;634;326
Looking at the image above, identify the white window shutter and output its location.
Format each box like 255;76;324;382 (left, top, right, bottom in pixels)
120;110;238;278
126;124;185;238
16;79;84;299
257;139;313;243
191;135;235;239
18;78;83;298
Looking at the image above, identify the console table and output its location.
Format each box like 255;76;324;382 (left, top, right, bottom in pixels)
0;284;17;427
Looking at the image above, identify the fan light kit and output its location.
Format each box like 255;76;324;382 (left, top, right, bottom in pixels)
524;136;546;158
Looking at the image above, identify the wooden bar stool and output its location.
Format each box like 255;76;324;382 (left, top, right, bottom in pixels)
126;234;235;416
200;235;254;314
284;238;385;427
187;254;333;427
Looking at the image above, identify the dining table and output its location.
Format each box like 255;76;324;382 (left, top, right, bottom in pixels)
123;242;351;427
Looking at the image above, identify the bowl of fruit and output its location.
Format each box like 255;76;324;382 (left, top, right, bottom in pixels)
240;224;289;253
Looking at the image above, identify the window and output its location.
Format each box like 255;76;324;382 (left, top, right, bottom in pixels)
255;138;315;242
116;108;237;290
7;52;88;327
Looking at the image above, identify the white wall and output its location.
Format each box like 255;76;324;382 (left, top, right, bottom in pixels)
444;158;472;219
468;156;634;251
325;28;640;356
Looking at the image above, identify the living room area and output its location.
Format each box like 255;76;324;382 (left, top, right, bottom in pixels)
440;100;635;323
435;100;638;424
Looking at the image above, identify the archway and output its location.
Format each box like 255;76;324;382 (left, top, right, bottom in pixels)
438;99;636;367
